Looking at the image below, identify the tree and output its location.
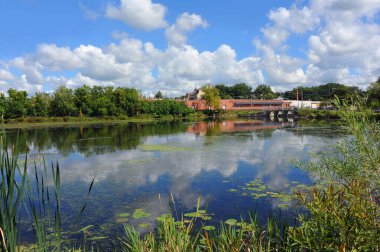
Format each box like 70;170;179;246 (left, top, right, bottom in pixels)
89;86;113;117
0;93;6;118
367;77;380;109
215;83;252;99
6;89;28;118
50;86;77;116
111;87;141;116
74;85;93;116
230;83;253;98
253;84;276;99
27;92;51;117
202;85;221;110
283;83;364;101
155;91;163;99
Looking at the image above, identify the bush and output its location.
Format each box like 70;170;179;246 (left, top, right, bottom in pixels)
290;97;380;251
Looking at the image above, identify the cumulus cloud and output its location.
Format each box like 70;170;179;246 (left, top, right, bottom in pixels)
165;12;208;47
0;69;14;81
2;0;380;94
254;0;380;88
106;0;168;30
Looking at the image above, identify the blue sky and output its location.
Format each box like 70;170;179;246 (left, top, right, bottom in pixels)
0;0;379;96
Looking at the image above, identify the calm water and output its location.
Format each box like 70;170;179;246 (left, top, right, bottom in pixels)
9;119;341;245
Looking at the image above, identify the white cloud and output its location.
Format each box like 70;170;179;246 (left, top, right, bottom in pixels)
0;69;14;81
267;6;320;34
155;44;262;94
255;0;380;88
35;44;82;71
79;2;99;21
311;0;380;21
106;0;168;30
165;12;208;46
10;57;44;85
2;0;380;94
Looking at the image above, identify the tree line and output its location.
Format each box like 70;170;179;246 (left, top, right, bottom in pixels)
0;85;193;119
210;80;380;108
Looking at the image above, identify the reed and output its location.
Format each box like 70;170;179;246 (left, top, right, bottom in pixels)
0;128;94;251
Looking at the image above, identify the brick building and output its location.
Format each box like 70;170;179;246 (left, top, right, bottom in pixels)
183;99;291;111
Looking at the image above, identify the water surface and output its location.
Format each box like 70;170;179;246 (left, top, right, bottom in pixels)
9;119;341;244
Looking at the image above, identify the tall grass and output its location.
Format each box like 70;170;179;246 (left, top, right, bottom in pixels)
0;129;94;251
121;198;291;252
0;134;28;252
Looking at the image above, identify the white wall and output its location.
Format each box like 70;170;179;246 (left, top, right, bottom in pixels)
287;100;321;109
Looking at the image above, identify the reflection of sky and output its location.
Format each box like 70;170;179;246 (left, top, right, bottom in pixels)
22;122;341;234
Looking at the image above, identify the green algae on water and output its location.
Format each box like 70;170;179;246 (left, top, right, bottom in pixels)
139;145;192;152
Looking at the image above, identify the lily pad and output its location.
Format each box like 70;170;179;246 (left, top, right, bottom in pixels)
133;209;151;219
139;223;149;228
203;225;215;231
225;219;238;226
118;213;130;217
139;145;192;152
184;210;212;221
116;217;129;223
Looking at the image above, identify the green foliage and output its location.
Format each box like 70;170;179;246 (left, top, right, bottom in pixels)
112;87;141;116
367;77;380;109
283;83;363;101
215;83;253;99
0;132;95;251
74;85;93;116
0;94;6;117
202;84;221;110
50;86;77;116
27;92;51;117
121;211;290;252
290;182;380;251
141;99;192;117
253;84;276;99
154;90;163;99
5;89;28;118
291;96;380;251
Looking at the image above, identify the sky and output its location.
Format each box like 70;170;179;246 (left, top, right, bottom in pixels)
0;0;379;97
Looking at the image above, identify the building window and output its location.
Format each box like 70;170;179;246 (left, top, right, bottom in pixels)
192;105;195;110
208;106;211;110
222;105;226;110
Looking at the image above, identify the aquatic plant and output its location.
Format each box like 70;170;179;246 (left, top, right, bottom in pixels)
0;130;95;251
290;96;380;251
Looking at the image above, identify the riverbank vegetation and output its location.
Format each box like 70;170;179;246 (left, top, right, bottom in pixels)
0;85;193;121
0;97;379;251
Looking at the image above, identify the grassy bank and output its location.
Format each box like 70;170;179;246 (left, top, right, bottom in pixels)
0;114;205;129
296;108;340;119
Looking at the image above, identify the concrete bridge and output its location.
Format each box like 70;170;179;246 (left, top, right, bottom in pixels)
266;109;296;118
239;108;297;119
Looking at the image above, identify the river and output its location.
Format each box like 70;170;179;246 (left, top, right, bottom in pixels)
8;119;342;246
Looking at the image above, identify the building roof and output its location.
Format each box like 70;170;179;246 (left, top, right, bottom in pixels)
234;101;285;105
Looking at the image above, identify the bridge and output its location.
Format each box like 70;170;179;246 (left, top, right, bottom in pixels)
239;108;297;119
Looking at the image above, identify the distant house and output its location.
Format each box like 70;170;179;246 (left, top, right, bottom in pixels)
185;88;204;100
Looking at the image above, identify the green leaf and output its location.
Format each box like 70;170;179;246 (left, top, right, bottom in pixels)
225;219;238;226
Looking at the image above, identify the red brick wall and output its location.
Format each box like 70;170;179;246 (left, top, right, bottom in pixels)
183;99;290;111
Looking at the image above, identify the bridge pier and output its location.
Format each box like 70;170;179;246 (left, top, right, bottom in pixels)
265;109;296;119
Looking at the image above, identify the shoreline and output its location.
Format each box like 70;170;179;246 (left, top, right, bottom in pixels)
0;116;182;129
